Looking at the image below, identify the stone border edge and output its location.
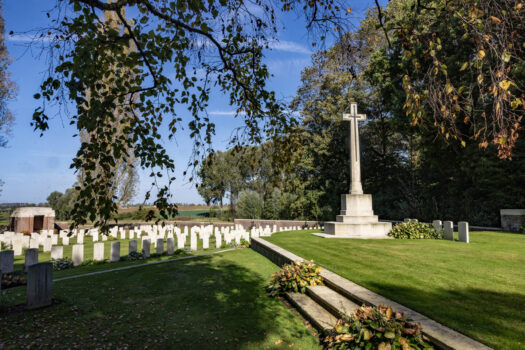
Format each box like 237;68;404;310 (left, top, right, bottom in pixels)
251;237;492;350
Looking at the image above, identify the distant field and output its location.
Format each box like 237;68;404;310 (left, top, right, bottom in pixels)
0;211;9;226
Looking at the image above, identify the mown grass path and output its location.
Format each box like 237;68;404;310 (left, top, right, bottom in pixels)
1;249;322;350
264;230;525;350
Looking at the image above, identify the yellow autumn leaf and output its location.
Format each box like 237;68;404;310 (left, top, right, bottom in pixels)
477;50;486;59
461;140;466;147
499;80;512;90
477;74;484;84
490;16;502;24
460;62;469;71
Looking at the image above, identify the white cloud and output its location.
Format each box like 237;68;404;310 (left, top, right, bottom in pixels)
7;33;53;43
208;110;239;116
266;40;312;55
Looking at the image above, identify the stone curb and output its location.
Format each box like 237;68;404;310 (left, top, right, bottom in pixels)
53;248;237;282
251;237;492;350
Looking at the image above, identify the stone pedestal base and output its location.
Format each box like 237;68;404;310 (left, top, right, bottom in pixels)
319;194;391;239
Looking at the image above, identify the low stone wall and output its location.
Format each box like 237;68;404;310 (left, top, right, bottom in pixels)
55;220;235;231
500;209;525;232
250;237;303;267
234;219;322;230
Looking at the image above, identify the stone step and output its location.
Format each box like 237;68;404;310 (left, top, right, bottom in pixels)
285;292;338;333
306;285;360;319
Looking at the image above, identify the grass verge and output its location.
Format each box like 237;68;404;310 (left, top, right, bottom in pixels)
264;230;525;350
0;249;321;350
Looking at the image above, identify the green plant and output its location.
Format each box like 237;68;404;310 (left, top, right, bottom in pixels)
125;251;145;261
324;305;434;350
81;259;108;266
51;257;74;271
388;222;441;239
267;260;323;297
519;224;525;234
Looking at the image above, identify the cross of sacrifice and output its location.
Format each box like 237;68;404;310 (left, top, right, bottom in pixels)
342;102;367;195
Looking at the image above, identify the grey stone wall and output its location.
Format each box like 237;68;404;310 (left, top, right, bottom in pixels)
234;219;322;230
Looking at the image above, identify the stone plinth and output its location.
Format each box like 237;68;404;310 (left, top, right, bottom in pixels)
317;194;391;239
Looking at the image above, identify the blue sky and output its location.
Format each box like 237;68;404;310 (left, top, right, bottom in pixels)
0;0;379;204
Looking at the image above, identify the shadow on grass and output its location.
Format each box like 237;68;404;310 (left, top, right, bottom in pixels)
364;281;525;350
0;252;318;350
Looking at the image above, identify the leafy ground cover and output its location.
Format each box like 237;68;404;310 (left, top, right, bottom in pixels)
264;230;525;350
1;249;322;349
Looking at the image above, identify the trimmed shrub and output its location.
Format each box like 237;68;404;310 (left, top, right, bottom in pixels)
388;222;441;239
324;305;434;350
267;260;323;296
51;257;74;271
126;251;145;261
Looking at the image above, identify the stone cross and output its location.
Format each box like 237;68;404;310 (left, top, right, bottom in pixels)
342;102;366;195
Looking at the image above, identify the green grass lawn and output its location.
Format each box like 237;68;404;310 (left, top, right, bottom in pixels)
264;230;525;350
1;249;322;349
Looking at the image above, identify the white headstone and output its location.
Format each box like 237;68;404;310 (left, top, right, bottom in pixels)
62;236;70;246
129;240;137;253
215;233;222;249
43;238;52;253
167;237;174;255
110;242;120;262
190;233;197;251
25;248;39;272
458;221;470;243
156;238;164;254
77;232;84;244
0;250;14;273
51;246;63;260
72;244;84;266
30;238;39;249
94;242;105;261
432;220;443;233
13;241;23;256
443;221;454;241
142;239;151;258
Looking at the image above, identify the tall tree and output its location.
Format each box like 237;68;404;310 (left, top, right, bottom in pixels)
0;0;15;148
0;0;16;197
33;0;349;230
77;7;139;209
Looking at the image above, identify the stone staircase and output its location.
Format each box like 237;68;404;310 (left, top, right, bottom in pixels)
252;237;493;350
286;285;359;333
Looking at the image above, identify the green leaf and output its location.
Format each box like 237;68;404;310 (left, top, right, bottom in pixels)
502;51;511;62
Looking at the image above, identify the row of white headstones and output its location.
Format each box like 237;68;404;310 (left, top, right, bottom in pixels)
404;219;470;243
0;224;319;274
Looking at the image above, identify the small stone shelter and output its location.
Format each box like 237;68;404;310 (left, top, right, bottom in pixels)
500;209;525;232
9;207;55;233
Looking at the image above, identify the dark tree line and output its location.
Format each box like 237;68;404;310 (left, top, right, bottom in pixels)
197;1;525;226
